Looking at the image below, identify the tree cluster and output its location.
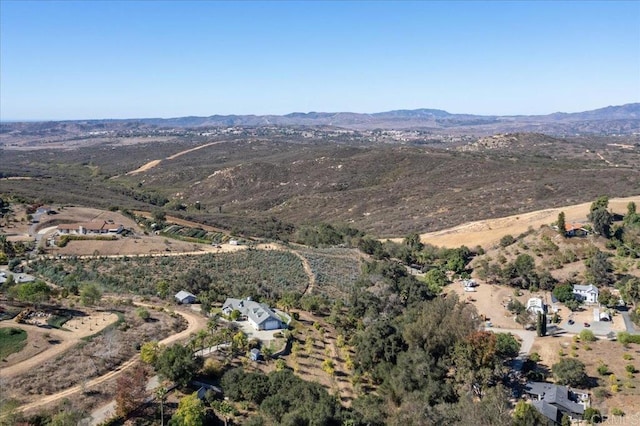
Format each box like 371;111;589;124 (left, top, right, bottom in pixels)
221;368;344;425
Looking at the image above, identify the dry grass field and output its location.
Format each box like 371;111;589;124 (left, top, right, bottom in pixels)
408;196;640;249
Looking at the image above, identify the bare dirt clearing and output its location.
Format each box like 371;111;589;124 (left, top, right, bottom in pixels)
0;310;118;378
10;301;204;415
400;196;639;249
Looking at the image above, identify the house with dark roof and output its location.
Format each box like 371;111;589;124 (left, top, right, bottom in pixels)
524;382;588;424
222;298;284;331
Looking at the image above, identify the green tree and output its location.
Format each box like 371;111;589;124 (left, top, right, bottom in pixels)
586;250;612;285
9;280;51;307
155;344;203;388
624;201;639;225
79;282;102;306
552;358;587;387
588;196;613;238
513;400;546;425
211;400;235;426
553;283;576;303
156;280;170;298
622;277;640;307
152;209;167;223
170;393;205;426
495;333;521;359
421;268;448;293
557;211;567;237
404;232;423;251
140;341;161;365
536;312;547;337
231;331;248;355
598;288;618;307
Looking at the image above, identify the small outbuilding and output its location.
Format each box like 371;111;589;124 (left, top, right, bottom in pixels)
250;348;261;361
175;290;197;304
527;297;545;315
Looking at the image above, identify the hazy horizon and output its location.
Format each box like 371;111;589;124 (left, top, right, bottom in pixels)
1;102;640;124
1;1;639;121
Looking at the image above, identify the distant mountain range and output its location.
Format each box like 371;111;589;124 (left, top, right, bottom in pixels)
134;103;640;132
2;103;639;136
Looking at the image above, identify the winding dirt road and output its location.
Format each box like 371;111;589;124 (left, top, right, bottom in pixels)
0;312;119;379
13;303;206;414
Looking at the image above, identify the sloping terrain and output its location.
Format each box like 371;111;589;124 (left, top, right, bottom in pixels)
1;133;639;238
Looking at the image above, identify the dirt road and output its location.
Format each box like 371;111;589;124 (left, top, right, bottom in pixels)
0;312;119;379
126;141;224;175
14;304;206;415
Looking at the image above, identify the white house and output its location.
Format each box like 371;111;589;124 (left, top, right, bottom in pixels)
175;290;197;304
222;298;284;331
527;297;545;315
573;284;599;304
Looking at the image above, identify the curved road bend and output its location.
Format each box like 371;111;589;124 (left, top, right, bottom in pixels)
13;303;206;415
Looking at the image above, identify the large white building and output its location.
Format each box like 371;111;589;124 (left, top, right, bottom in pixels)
222;298;284;331
573;284;599;304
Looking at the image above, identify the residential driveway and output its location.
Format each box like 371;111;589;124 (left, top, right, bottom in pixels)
556;319;613;336
234;319;281;344
617;307;640;334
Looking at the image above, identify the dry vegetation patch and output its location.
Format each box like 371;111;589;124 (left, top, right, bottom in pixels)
530;337;640;420
415;196;639;249
285;312;356;406
2;301;187;405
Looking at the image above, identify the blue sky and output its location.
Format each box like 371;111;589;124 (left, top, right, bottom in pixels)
1;1;639;120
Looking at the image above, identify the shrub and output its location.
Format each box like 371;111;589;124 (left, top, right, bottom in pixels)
275;359;286;371
500;235;515;247
203;358;224;378
529;352;541;363
597;364;610;376
611;408;624;417
618;332;640;345
625;364;637;374
136;307;150;321
593;388;609;399
583;407;602;424
579;329;597;342
623;353;633;360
